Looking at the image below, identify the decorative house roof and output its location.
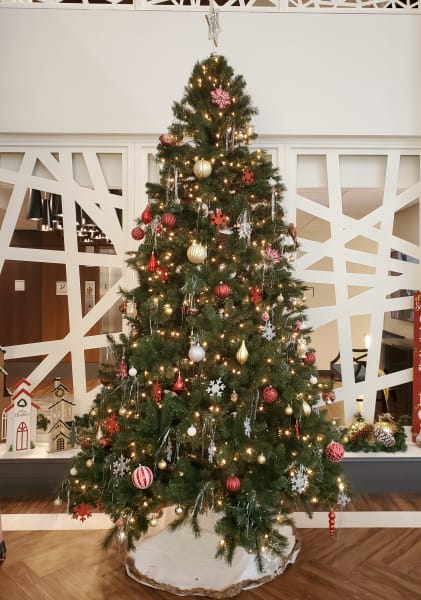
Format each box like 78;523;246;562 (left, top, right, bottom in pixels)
48;398;76;410
48;419;72;434
4;379;40;412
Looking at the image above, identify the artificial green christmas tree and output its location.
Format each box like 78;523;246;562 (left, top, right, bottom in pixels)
64;54;350;584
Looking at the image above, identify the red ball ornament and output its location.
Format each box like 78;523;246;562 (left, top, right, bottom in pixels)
225;475;241;493
98;436;113;450
159;134;175;147
131;226;145;241
214;282;231;300
147;251;159;273
262;385;279;404
132;465;154;490
141;204;153;225
303;351;316;365
325;441;345;463
322;390;336;404
161;213;177;229
173;371;184;393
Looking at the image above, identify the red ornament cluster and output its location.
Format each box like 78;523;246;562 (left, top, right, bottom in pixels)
303;351;316;365
250;285;263;305
328;510;335;537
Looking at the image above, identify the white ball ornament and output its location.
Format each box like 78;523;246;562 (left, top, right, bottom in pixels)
285;405;293;416
187;425;197;437
150;517;158;527
70;467;78;476
193;159;212;179
175;505;184;515
257;453;266;465
310;375;318;385
119;406;127;416
187;242;207;265
128;366;138;377
188;342;206;363
53;497;62;507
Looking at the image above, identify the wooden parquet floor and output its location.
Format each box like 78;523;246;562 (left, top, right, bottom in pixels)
1;495;421;600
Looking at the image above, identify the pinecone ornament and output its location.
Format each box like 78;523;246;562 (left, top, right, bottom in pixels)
374;423;396;448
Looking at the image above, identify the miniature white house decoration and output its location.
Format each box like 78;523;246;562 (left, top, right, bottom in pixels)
48;378;76;453
5;379;39;452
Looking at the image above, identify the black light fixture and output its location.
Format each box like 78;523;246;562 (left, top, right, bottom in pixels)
27;189;43;220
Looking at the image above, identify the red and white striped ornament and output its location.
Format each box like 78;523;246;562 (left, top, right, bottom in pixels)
132;465;154;490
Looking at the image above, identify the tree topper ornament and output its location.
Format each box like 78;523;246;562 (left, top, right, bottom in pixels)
206;0;221;49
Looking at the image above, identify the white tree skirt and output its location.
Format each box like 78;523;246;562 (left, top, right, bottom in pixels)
125;506;300;598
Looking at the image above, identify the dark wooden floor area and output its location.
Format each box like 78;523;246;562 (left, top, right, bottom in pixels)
1;495;421;599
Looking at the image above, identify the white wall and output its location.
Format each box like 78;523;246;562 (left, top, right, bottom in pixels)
0;8;420;137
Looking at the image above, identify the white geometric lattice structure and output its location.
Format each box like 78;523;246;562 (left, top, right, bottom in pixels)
285;146;421;424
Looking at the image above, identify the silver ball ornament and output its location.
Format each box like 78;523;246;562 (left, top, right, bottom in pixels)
188;343;206;363
128;366;138;377
187;425;197;437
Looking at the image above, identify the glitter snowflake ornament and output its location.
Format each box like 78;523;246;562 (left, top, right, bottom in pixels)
112;454;131;477
290;464;309;494
206;377;226;398
210;87;231;109
337;489;351;508
262;320;276;341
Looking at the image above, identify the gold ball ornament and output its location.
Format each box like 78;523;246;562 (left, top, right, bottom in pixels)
164;303;173;316
230;390;238;403
193;159;212;179
86;459;93;468
187;242;207;265
150;517;158;527
158;459;167;470
236;340;249;365
285;405;293;415
257;453;266;464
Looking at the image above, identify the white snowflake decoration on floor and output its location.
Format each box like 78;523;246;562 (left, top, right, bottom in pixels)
112;455;131;477
206;377;226;398
290;464;309;494
262;321;276;341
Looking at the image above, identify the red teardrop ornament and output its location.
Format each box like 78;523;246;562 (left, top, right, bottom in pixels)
141;204;153;225
173;372;184;393
147;252;159;273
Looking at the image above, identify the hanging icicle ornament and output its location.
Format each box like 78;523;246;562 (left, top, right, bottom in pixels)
244;416;251;437
270;181;276;222
290;464;309;494
236;340;249;365
187;242;207;264
193;159;212;179
237;209;252;245
147;251;159;273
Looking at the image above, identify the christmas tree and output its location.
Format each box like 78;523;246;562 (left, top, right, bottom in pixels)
65;54;349;572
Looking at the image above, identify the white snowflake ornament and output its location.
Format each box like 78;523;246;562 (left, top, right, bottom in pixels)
206;377;226;398
262;320;276;341
112;455;131;477
337;489;351;508
290;464;309;494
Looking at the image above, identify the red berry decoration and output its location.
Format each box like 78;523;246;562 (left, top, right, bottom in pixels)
214;282;231;300
325;441;345;463
225;475;241;493
132;465;154;490
161;213;177;229
131;226;145;241
262;385;278;404
250;285;263;305
141;204;153;225
303;351;316;365
328;510;335;537
147;251;159;273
